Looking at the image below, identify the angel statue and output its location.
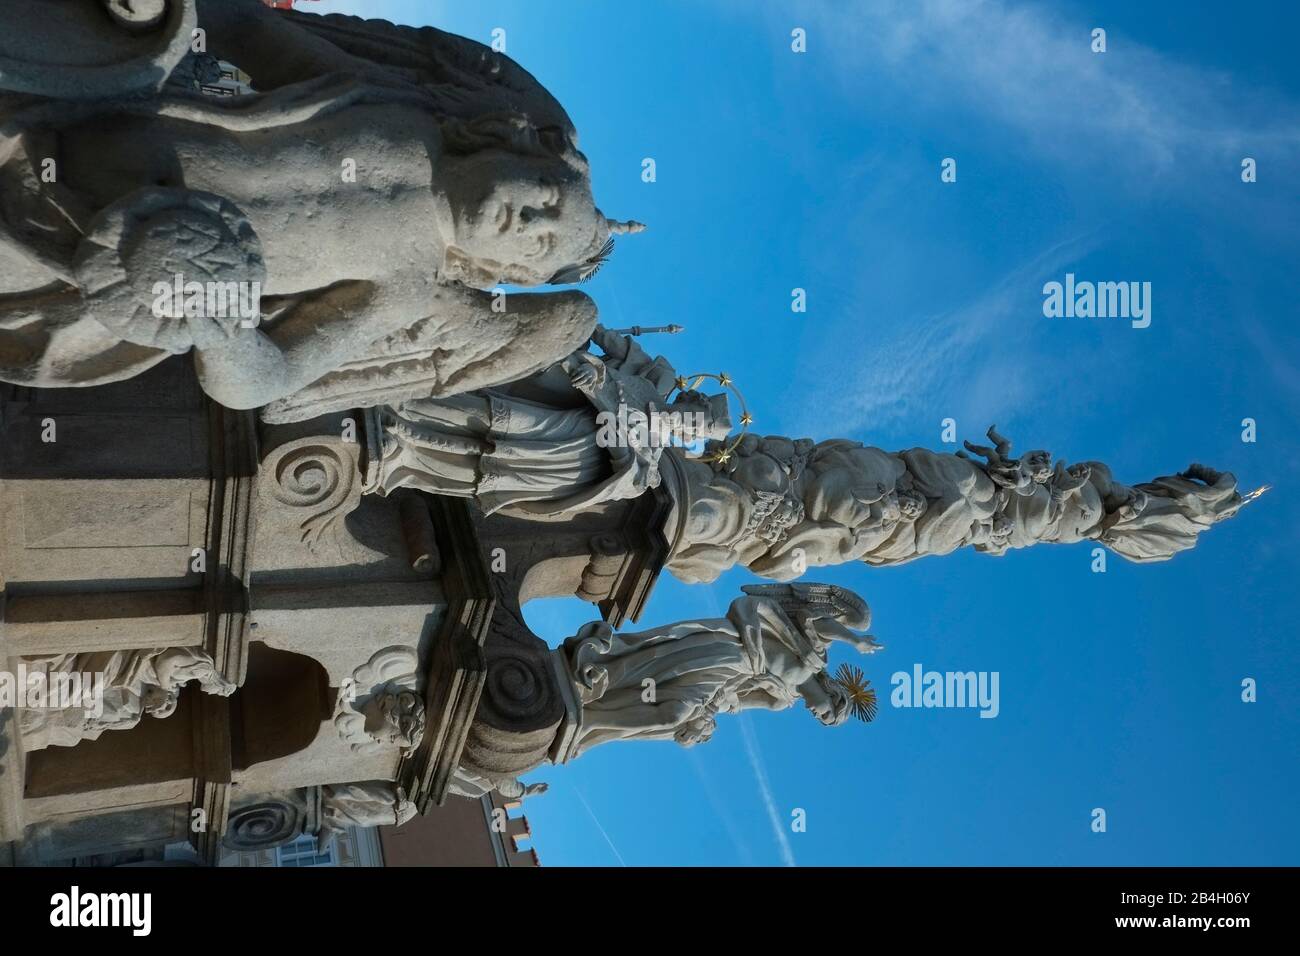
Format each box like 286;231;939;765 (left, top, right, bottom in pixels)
557;583;882;760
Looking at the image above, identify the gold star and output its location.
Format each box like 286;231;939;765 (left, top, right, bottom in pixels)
675;376;689;391
715;449;732;464
718;372;733;387
740;412;753;427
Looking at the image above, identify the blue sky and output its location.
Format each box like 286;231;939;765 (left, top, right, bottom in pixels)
312;0;1300;865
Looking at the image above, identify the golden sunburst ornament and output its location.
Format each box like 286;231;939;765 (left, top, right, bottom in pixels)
670;372;752;464
1241;484;1271;505
831;663;878;722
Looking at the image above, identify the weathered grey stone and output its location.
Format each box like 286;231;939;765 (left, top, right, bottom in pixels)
662;427;1257;583
320;781;415;834
333;646;425;754
0;0;638;414
18;647;235;752
0;0;197;99
556;584;878;761
367;325;731;515
223;786;318;851
0;2;1260;867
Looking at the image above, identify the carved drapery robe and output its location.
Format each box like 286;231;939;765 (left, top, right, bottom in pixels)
16;647;236;751
663;431;1248;583
371;328;730;516
563;593;857;757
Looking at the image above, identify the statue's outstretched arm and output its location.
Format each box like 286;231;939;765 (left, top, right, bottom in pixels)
200;283;597;412
192;280;377;411
986;425;1013;458
588;324;632;361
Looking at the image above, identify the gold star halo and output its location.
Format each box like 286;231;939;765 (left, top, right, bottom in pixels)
669;371;752;464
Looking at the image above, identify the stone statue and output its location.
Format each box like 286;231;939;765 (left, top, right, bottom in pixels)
449;767;549;802
333;647;425;754
559;583;881;759
319;781;416;835
17;647;236;751
0;1;197;100
0;0;640;412
358;325;731;517
335;688;425;755
663;426;1257;583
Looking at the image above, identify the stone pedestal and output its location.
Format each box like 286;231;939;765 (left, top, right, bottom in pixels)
0;360;674;863
1;360;247;859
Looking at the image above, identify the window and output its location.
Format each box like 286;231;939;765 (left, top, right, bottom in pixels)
276;834;334;868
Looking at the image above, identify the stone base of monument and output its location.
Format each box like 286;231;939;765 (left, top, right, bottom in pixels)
0;360;671;864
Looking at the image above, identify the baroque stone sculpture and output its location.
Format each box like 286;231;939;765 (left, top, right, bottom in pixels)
0;0;640;413
661;427;1257;583
319;782;417;836
359;324;731;515
17;647;236;752
558;584;880;759
0;1;1263;866
333;647;426;754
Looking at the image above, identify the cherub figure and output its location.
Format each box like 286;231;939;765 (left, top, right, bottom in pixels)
1047;459;1093;505
959;425;1053;495
0;1;642;413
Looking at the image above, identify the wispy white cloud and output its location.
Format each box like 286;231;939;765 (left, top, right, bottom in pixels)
791;0;1300;176
794;232;1096;438
571;783;628;867
687;749;758;866
769;0;1300;442
739;714;796;867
